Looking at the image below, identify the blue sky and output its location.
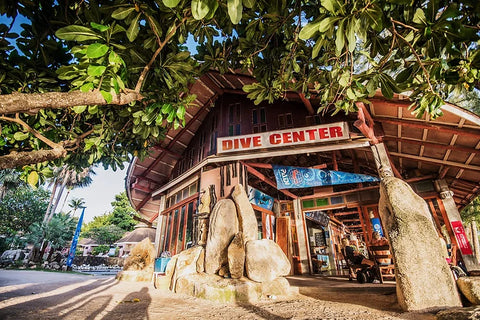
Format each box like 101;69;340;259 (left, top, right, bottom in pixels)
65;166;128;223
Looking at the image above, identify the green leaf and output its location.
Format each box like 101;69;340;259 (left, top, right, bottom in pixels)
299;20;322;40
346;87;356;100
318;17;337;33
72;105;87;114
176;105;186;119
413;8;427;25
227;0;242;25
90;22;109;32
338;71;350;87
13;132;29;141
243;0;254;8
127;13;141;42
101;90;113;103
27;171;39;187
86;43;109;59
312;39;324;59
346;18;356;52
87;65;106;76
162;0;181;8
55;25;102;42
192;0;211;20
112;7;136;20
335;20;345;56
88;105;98;114
321;0;338;14
80;83;94;92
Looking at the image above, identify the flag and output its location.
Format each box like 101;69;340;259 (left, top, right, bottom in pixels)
66;207;85;267
273;165;380;189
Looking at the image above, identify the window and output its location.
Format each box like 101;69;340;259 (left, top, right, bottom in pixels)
228;103;241;136
306;115;322;126
252;107;267;132
166;181;199;208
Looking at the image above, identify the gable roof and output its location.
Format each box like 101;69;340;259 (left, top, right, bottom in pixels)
126;71;480;219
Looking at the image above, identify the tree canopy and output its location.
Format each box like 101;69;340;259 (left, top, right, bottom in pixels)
1;0;479;184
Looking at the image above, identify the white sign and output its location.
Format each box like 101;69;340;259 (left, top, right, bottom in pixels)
217;122;349;154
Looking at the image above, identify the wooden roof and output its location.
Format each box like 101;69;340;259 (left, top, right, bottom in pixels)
126;71;480;220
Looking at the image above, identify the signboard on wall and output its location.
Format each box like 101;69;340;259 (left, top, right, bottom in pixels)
451;221;473;255
217;122;349;154
248;186;274;211
305;210;330;227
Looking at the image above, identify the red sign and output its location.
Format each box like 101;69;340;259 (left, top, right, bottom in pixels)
217;122;349;154
451;221;473;255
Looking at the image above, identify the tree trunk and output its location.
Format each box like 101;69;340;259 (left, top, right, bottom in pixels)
43;181;58;224
0;147;66;170
471;221;480;264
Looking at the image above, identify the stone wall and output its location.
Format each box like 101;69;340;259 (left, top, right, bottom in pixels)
73;256;125;267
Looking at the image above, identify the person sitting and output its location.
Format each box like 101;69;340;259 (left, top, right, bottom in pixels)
341;238;374;279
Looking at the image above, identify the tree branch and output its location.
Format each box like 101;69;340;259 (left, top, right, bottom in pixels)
0;115;61;149
134;16;189;92
0;147;67;170
0;89;144;115
390;18;435;93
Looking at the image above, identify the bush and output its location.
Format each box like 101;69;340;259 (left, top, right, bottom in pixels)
92;245;109;255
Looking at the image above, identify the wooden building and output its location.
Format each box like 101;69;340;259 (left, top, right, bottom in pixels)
126;71;480;275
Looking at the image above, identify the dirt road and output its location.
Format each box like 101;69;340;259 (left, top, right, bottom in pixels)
0;270;436;320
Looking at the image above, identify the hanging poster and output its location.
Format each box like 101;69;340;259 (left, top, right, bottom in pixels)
370;217;384;237
272;165;380;189
248;186;274;210
451;221;473;255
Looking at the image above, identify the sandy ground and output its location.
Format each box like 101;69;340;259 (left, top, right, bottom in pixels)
0;270;437;320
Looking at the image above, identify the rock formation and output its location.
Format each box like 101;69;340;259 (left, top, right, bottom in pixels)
204;199;239;274
378;176;461;311
157;184;293;303
117;238;155;282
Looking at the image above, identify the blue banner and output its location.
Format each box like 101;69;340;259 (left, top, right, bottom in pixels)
371;217;384;237
66;207;85;267
248;186;274;210
272;165;379;189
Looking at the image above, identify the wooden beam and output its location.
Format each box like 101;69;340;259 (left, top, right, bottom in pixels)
384;136;480;155
375;117;480;138
135;193;151;211
334;211;360;217
152;145;182;159
131;183;153;193
354;102;379;144
241;162;298;199
389;152;480;172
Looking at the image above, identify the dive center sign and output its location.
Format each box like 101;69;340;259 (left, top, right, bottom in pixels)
217;122;349;154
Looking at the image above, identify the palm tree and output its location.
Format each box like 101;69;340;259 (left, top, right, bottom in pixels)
43;166;95;224
68;198;86;217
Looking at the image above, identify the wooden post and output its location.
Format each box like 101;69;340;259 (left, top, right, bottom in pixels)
435;179;480;273
293;198;311;274
154;195;166;257
472;221;480;265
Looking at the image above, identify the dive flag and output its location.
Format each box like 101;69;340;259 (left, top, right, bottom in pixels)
273;165;380;189
66;207;85;267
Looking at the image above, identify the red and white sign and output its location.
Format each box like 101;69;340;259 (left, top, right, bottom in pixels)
451;221;473;255
217;122;349;154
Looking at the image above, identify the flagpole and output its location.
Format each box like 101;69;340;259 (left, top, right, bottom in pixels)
66;207;85;271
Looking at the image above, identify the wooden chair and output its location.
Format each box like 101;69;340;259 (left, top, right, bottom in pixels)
368;245;395;283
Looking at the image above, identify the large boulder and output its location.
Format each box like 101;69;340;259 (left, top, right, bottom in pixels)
457;277;480;305
170;246;205;291
228;232;245;279
205;199;239;274
378;176;461;311
175;273;293;304
245;239;291;282
231;184;258;242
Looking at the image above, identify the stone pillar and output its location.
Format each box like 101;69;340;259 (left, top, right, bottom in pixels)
293;198;310;274
435;179;480;273
372;143;461;311
154;195;166;257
